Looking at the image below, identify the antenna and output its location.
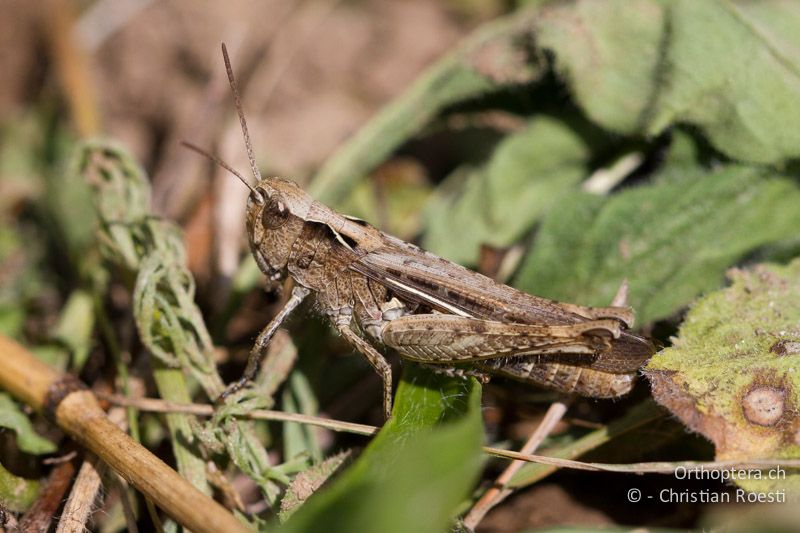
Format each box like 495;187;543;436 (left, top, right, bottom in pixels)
180;141;260;197
221;42;263;184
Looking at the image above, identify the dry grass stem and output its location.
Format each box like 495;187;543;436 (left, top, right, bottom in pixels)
101;393;800;474
463;400;570;529
101;393;379;436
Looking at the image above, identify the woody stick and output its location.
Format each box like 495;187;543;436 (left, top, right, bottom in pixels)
0;334;248;533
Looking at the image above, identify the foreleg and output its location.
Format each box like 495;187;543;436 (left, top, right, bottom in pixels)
219;286;310;401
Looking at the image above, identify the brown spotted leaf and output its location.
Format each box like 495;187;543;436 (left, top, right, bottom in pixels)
646;258;800;493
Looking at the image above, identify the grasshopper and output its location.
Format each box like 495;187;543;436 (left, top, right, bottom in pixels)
188;44;654;419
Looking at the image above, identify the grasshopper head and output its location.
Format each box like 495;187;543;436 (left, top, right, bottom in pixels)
214;43;317;282
245;177;310;281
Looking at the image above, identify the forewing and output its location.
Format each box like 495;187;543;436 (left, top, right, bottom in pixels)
349;239;654;372
349;238;581;324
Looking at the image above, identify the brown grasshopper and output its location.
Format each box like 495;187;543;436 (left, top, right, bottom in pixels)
188;44;654;419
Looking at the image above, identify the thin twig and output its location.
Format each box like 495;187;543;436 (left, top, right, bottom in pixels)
42;451;78;465
56;406;130;533
56;455;104;533
464;400;570;529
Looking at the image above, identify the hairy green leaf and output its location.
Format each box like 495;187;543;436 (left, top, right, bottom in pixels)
515;163;800;324
423;115;611;264
536;0;800;164
509;400;665;489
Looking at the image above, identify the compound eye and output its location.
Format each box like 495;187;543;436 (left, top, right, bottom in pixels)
250;187;268;205
261;195;290;229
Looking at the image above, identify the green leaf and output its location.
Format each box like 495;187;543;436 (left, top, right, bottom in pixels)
52;289;95;371
423;115;612;265
0;225;45;339
0;462;40;512
536;0;665;134
282;371;322;463
646;259;800;494
514;163;800;324
0;393;57;455
536;0;800;164
281;366;484;533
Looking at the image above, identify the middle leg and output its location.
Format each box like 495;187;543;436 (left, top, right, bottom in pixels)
335;321;394;420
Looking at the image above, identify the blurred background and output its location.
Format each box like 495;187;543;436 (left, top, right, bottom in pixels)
0;0;481;292
2;0;800;531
